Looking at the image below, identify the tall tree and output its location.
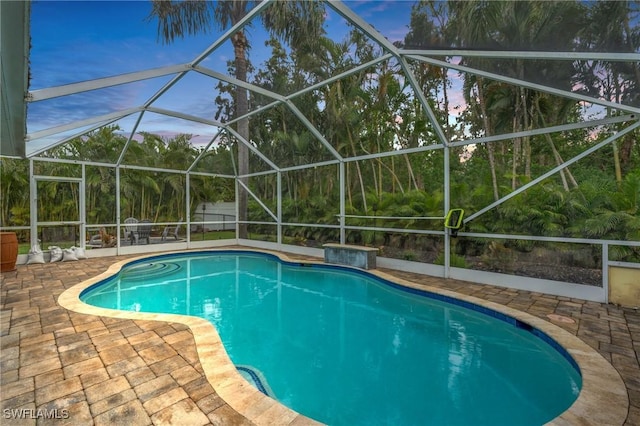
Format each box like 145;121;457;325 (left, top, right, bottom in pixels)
148;0;325;237
448;0;584;195
576;1;640;184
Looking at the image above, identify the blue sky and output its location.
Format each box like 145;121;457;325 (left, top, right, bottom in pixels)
27;1;414;150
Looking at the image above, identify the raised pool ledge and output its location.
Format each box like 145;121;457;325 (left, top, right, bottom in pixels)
58;248;629;426
323;243;378;269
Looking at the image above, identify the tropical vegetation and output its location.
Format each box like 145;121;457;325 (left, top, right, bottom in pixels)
1;0;638;278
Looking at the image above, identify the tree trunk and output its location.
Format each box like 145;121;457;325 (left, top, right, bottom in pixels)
404;154;418;192
476;81;500;201
522;89;531;180
346;163;353;209
391;157;395;193
613;141;623;185
534;96;578;190
347;127;367;212
442;68;451;141
370;161;379;197
233;31;250;238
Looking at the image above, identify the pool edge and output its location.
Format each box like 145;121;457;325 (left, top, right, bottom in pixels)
58;248;628;426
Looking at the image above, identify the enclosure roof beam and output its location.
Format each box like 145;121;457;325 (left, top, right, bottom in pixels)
225;100;282;126
27;117;121;158
143;72;188;108
327;1;399;55
27;64;190;102
464;120;640;224
188;131;223;172
142;0;273;110
400;49;640;62
145;106;226;128
324;2;451;146
240;169;278;179
194;65;286;102
189;0;274;67
26;107;143;141
116;111;146;166
399;57;450;146
224;126;280;172
407;54;640;115
285;54;393;101
448;114;638;148
279;159;341;174
346;143;445;163
221;55;391;131
285;100;343;160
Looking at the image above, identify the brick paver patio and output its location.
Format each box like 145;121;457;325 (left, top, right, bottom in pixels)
1;251;638;425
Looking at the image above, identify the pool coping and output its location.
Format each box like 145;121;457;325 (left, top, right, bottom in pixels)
57;248;628;426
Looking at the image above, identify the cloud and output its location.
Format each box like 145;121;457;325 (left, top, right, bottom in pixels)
27;85;139;133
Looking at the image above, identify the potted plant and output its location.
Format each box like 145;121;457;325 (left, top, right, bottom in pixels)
0;232;18;272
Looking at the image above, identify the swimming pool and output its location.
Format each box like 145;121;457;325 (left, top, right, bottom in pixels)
80;251;581;425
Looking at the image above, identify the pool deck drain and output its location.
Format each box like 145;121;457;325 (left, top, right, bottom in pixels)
1;247;638;425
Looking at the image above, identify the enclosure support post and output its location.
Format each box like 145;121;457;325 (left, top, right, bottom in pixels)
339;161;346;244
277;171;282;246
186;173;191;246
234;177;239;241
115;167;121;253
29;159;36;248
444;144;451;279
80;164;86;248
603;243;609;304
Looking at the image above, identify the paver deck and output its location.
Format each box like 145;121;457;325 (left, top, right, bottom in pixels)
1;249;638;425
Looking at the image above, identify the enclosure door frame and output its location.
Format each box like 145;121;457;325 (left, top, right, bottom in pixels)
29;160;85;249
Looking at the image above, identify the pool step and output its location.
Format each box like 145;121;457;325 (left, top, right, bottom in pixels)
236;365;276;398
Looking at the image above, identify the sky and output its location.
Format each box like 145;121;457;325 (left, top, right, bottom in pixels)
27;0;415;152
25;1;637;156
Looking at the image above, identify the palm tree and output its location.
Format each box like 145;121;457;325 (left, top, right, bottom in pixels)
576;1;639;184
582;170;640;260
148;0;325;238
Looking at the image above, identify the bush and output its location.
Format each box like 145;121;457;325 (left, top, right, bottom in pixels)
435;252;467;268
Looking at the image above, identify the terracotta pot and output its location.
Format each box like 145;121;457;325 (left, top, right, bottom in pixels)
0;232;18;272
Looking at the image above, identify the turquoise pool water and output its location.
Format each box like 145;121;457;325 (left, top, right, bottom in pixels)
81;252;581;425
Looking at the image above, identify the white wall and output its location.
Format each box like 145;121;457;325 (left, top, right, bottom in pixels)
194;202;236;231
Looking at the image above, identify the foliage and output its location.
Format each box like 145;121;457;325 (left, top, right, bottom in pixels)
435;252;467;268
2;1;638;270
1;127;233;229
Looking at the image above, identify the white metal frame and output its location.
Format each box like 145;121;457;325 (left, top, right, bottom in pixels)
30;165;84;249
2;0;638;303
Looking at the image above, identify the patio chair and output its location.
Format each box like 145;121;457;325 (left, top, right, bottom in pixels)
87;234;102;248
136;220;152;245
124;217;139;245
161;218;183;241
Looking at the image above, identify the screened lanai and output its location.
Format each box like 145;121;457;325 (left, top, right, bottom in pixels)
1;0;639;304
